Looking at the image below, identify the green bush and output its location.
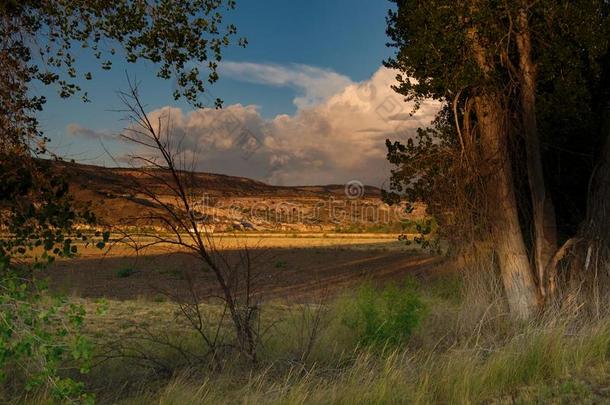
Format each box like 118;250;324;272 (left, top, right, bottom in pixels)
342;283;426;347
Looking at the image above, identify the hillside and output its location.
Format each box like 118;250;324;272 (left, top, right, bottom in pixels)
49;160;425;232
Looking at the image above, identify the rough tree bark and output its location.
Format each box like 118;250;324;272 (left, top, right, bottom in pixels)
466;8;540;318
515;5;558;299
474;93;540;318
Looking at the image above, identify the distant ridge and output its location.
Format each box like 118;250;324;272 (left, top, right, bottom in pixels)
41;159;416;231
48;160;381;198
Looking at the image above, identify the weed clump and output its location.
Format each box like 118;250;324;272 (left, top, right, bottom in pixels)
342;283;426;347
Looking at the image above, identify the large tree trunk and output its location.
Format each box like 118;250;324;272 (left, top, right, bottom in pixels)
564;46;610;315
585;43;610;248
569;100;610;316
588;129;610;243
515;6;558;299
474;93;540;319
580;82;610;266
466;12;540;318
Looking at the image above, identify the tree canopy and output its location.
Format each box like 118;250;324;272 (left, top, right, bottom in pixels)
1;0;246;154
384;0;610;316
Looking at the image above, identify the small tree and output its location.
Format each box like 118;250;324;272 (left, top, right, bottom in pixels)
1;0;247;397
114;80;261;363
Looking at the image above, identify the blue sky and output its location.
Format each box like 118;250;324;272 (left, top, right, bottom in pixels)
37;0;442;186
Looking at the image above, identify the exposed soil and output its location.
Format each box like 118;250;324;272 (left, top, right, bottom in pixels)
47;247;442;303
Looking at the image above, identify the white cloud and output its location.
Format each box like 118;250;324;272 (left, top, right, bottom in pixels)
221;61;354;109
69;65;441;187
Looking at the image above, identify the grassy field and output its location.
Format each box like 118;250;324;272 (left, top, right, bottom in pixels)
6;236;610;404
24;275;610;404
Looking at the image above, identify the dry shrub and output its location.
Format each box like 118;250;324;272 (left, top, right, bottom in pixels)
411;248;513;353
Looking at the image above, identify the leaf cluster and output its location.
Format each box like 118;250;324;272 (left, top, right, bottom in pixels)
1;0;246;153
0;155;106;402
383;0;610;247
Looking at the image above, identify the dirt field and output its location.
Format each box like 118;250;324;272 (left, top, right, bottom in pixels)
47;234;442;303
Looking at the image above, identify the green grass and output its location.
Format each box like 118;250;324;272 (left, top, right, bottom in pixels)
340;282;426;348
117;325;610;404
5;272;610;404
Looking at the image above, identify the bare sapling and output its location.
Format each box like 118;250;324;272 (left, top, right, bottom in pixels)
111;79;262;364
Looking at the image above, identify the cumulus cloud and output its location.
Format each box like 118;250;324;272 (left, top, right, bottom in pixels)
69;64;441;187
67;123;115;140
221;61;354;109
